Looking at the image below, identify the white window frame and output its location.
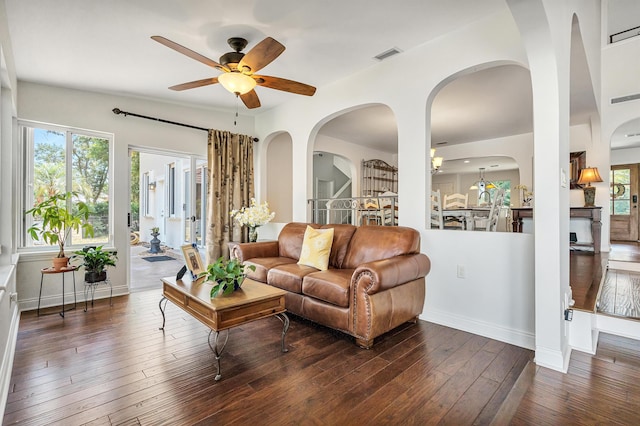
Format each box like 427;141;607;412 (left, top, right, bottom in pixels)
168;163;176;217
18;119;115;252
142;172;151;216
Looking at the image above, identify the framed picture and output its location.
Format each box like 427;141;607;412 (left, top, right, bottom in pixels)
181;244;205;278
569;151;586;189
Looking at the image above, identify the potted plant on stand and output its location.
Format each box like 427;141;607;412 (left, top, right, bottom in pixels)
72;245;118;283
149;226;162;254
25;192;94;270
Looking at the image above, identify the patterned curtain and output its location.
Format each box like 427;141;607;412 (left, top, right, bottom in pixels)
205;130;254;263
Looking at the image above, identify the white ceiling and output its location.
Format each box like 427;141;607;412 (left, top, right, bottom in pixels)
6;0;627;165
4;0;505;113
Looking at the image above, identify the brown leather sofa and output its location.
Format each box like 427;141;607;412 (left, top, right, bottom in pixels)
231;222;431;348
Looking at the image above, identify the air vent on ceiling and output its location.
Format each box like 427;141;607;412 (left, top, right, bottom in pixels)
611;93;640;104
374;47;403;61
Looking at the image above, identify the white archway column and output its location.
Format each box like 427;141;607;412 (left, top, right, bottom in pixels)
508;0;572;372
394;99;428;229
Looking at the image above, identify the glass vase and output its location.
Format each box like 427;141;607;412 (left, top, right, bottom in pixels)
249;226;258;243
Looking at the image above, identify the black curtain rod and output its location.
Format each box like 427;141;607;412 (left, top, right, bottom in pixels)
112;107;259;142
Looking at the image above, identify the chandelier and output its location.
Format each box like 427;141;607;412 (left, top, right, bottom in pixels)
469;167;496;204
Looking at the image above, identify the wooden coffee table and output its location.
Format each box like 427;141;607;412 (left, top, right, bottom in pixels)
159;275;289;380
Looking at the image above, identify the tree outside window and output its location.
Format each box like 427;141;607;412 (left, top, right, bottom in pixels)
23;123;112;248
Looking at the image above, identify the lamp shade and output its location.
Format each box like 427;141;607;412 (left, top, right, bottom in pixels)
577;167;603;186
218;72;257;95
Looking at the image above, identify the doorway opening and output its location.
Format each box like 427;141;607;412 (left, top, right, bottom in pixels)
129;147;207;291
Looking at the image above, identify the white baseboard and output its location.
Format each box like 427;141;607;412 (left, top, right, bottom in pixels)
18;284;129;312
596;314;640;341
0;304;20;420
421;308;535;350
534;344;571;373
607;260;640;272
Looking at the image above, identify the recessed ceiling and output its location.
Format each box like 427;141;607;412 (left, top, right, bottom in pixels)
435;156;519;175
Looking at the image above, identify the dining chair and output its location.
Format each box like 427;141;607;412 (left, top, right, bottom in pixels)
430;190;444;229
443;193;469;209
379;191;398;226
443;193;469;229
474;189;505;231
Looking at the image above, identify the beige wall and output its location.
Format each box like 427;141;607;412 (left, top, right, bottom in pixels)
266;134;293;223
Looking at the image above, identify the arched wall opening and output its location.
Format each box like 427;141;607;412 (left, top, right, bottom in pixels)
307;103;398;224
425;62;534;232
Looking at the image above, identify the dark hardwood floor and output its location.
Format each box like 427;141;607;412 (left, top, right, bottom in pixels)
7;290;532;425
570;249;605;312
608;241;640;263
5;286;640;425
512;333;640;425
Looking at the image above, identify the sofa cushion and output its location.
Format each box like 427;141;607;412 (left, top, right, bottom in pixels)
298;226;334;271
302;269;354;308
268;263;318;294
244;257;297;283
278;222;320;260
321;224;357;269
342;225;420;269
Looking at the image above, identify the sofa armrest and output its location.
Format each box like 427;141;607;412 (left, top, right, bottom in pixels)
231;241;279;262
352;253;431;294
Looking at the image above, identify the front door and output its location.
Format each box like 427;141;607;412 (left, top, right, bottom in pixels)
610;164;638;241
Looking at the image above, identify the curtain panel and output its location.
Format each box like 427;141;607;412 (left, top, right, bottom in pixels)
205;130;254;263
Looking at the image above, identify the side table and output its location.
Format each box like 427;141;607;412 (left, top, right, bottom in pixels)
38;265;78;317
84;279;112;312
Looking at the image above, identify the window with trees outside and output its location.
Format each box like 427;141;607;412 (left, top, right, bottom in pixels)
479;180;511;206
20;121;113;250
491;180;511;206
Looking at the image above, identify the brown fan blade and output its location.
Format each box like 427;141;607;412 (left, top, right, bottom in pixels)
254;75;316;96
169;77;219;91
238;37;285;73
151;35;227;71
240;90;261;109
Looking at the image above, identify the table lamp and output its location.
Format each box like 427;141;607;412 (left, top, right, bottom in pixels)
577;167;603;207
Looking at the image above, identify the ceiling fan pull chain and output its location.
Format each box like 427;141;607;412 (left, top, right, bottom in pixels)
234;94;239;126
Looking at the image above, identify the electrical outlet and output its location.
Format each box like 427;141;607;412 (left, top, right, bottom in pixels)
457;265;466;279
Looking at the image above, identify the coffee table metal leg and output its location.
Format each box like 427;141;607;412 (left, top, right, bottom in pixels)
208;329;229;381
158;297;168;330
275;313;290;353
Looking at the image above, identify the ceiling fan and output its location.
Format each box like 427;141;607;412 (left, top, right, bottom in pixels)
151;35;316;109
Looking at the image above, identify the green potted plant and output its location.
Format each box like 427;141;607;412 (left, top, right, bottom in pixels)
72;245;118;283
25;191;94;270
202;257;256;298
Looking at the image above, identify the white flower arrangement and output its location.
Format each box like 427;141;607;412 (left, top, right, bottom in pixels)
230;198;276;227
514;184;533;206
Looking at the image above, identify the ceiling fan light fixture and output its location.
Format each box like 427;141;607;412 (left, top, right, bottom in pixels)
218;72;257;95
